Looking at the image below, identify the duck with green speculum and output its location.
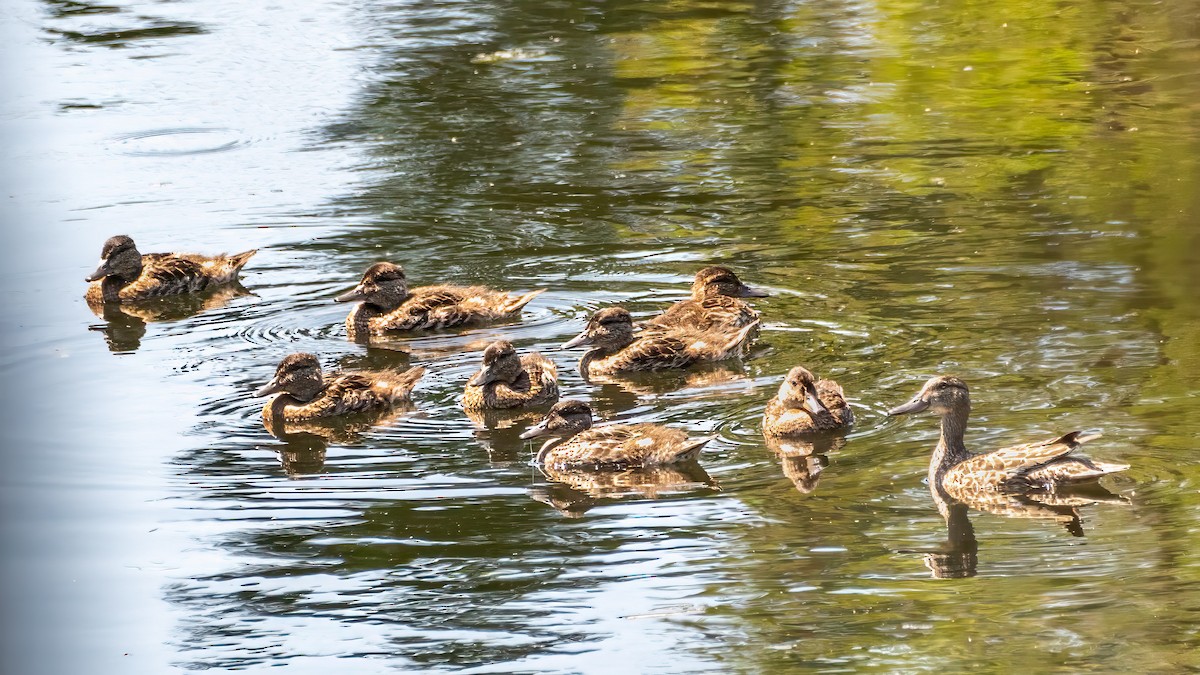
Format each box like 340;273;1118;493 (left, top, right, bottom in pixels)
888;375;1129;496
335;262;544;339
85;235;256;304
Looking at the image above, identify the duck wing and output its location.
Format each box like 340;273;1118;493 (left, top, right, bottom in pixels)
136;254;209;296
944;431;1099;490
614;333;696;370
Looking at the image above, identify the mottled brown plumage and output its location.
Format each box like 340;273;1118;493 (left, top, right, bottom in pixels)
462;340;559;410
562;306;758;378
336;262;543;338
888;375;1129;495
84;235;256;304
256;352;425;423
646;266;767;332
762;365;854;436
519;400;715;469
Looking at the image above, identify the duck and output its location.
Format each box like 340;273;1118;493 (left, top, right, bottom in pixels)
255;352;426;423
762;366;854;436
462;340;559;411
562;307;758;378
85;235;256;304
518;399;715;469
887;375;1129;495
335;262;544;338
645;265;768;331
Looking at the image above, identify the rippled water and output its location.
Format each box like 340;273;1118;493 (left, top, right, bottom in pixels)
3;0;1200;671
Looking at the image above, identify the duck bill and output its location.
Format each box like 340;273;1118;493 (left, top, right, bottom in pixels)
738;284;769;298
334;286;366;303
85;261;108;283
560;329;592;349
255;378;283;397
888;397;930;416
467;367;498;387
519;419;552;440
803;389;830;417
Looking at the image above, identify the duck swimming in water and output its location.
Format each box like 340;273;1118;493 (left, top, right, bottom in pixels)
646;265;768;332
256;352;425;423
84;235;256;304
519;400;715;469
562;307;758;378
462;340;559;411
887;375;1129;494
762;365;854;437
335;262;544;338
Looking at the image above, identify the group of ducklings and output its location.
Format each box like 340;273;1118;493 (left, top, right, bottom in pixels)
86;235;1129;500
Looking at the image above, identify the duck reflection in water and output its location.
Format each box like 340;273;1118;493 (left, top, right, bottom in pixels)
88;283;251;353
263;403;415;476
530;463;718;517
763;435;841;494
889;375;1130;577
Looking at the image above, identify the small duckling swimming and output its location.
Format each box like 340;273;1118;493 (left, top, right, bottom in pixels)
646;265;768;331
85;235;256;304
335;262;544;338
462;340;559;411
762;366;854;436
562;307;758;378
888;375;1129;494
519;400;715;469
256;352;426;423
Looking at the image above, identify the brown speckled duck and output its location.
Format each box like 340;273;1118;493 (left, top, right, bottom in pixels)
762;366;854;436
888;375;1129;495
462;340;559;411
335;262;544;338
562;307;758;378
519;400;714;469
85;235;256;304
256;352;425;423
646;265;768;331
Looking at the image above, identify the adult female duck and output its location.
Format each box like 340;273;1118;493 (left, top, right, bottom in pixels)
888;375;1128;494
256;352;425;423
85;235;256;304
519;400;714;469
335;262;544;338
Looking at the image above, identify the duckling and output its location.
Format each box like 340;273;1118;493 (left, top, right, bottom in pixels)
562;307;758;378
646;265;768;331
255;352;425;423
518;399;714;469
762;366;854;436
85;235;256;304
888;375;1129;494
335;262;544;338
462;340;559;411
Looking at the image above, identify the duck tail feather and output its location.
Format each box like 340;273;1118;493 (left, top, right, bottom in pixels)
228;249;258;271
674;434;717;463
504;289;545;314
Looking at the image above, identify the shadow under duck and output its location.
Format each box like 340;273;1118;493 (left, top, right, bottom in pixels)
85;235;256;304
519;399;715;469
462;339;559;411
562;307;758;378
256;352;426;423
762;365;854;437
335;262;544;338
888;375;1129;495
646;265;768;332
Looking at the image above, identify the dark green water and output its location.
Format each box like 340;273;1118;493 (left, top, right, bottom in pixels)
2;0;1199;671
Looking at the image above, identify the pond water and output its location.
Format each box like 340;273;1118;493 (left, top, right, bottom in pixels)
3;0;1200;671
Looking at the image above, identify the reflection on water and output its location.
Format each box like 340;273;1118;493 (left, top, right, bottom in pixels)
87;283;251;353
7;0;1200;670
764;434;842;494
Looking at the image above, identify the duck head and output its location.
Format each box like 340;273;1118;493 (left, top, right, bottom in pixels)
888;375;970;417
335;262;408;311
86;235;143;283
519;399;594;440
256;353;325;402
468;340;523;387
692;266;768;300
561;307;635;352
777;366;831;417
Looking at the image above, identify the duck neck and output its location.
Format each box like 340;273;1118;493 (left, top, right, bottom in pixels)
101;275;129;302
534;436;566;465
931;405;971;482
